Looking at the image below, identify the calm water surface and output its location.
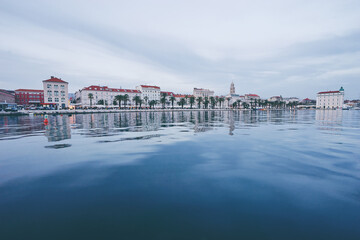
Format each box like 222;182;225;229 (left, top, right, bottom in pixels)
0;110;359;240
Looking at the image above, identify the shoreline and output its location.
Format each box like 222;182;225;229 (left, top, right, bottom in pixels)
0;108;286;116
0;108;336;116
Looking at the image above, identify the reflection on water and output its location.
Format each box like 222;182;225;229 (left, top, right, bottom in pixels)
0;110;360;240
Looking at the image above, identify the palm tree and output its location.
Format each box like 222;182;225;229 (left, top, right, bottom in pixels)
236;100;241;108
115;95;123;108
210;96;216;109
88;93;94;107
113;100;117;106
196;97;203;109
242;102;249;109
218;97;225;108
97;99;104;105
203;97;209;109
149;100;158;109
170;96;176;109
232;101;237;108
226;97;231;108
160;92;167;109
178;98;186;109
133;95;141;109
123;94;129;108
189;96;195;109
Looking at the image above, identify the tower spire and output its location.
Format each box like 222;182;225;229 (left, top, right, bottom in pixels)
230;82;235;94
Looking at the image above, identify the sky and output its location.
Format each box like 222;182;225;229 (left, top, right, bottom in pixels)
1;0;360;99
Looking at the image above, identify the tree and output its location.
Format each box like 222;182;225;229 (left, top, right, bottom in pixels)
189;96;195;109
88;93;94;107
170;96;176;109
196;97;203;109
178;98;186;109
160;92;167;109
113;100;117;106
149;100;158;109
123;94;129;108
210;96;216;109
242;102;249;109
97;99;104;105
226;97;231;108
115;95;123;108
203;97;209;109
133;95;141;108
232;101;238;108
218;97;225;108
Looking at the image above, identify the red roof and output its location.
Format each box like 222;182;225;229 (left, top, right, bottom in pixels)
82;85;140;93
140;85;160;89
161;91;174;96
246;94;260;97
318;91;340;94
43;76;68;83
15;89;44;93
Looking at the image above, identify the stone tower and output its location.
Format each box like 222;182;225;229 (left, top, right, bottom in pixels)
230;82;235;95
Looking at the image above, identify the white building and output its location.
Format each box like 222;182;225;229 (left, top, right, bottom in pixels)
316;87;344;109
193;88;214;98
136;85;161;102
75;85;141;107
283;97;300;104
268;96;283;102
43;76;69;108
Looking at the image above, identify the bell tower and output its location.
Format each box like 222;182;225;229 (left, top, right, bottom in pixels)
230;82;235;95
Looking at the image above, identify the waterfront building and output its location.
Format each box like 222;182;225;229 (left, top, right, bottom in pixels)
0;89;15;104
268;96;283;102
14;89;44;106
193;88;214;98
43;76;69;108
75;85;141;107
316;87;344;109
136;85;161;102
283;97;300;104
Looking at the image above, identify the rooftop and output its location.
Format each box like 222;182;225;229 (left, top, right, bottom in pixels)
43;76;68;83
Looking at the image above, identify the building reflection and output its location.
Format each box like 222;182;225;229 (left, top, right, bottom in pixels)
0;110;321;142
44;115;71;142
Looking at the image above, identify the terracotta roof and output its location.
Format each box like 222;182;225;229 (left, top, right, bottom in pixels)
15;89;44;93
246;94;260;97
43;76;68;83
140;85;160;89
161;91;174;96
318;91;340;94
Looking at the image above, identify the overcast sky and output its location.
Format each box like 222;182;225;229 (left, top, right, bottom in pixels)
1;0;360;99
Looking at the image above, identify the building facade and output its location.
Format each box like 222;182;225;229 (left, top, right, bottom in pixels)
75;85;141;107
136;85;161;102
14;89;44;106
0;89;15;104
316;87;344;109
43;76;69;108
193;88;214;98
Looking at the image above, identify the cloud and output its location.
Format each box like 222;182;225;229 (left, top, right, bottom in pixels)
0;0;360;98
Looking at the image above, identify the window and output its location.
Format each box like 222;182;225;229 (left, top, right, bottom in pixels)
61;98;65;102
48;97;52;102
47;90;52;96
61;91;65;96
54;91;59;96
47;84;51;89
54;85;58;89
55;98;59;102
61;85;65;89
